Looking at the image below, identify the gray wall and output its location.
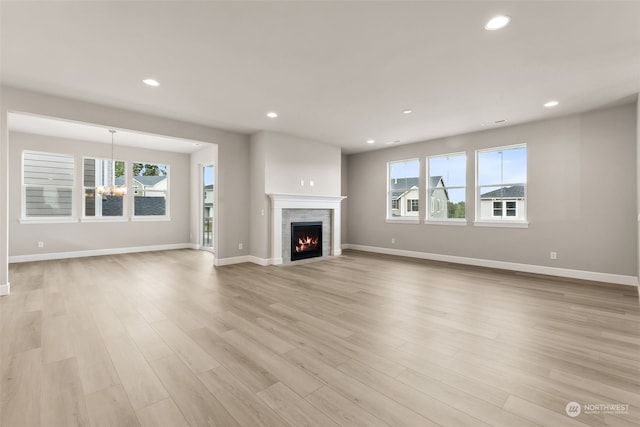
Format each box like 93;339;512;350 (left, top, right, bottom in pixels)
341;153;349;245
1;100;7;289
347;103;638;276
0;86;250;269
249;131;269;259
9;132;190;255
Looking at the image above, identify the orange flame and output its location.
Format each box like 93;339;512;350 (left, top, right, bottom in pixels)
295;235;319;253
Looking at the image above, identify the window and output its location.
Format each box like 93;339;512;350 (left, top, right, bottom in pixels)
477;144;527;222
132;162;169;217
388;159;420;219
83;157;126;218
493;201;502;217
427;153;466;221
492;200;518;217
22;151;74;218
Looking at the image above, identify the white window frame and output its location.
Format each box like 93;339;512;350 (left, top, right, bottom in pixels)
426;152;467;224
475;143;528;228
131;161;171;221
81;156;128;222
20;150;77;224
386;158;420;223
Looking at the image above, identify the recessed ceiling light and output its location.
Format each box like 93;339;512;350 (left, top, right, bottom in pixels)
544;100;559;108
143;78;160;87
386;140;401;145
402;109;413;115
494;119;507;124
193;143;201;147
266;112;278;118
485;15;511;31
366;139;375;144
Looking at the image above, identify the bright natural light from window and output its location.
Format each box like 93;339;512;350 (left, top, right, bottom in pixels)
23;151;74;218
83;158;125;218
388;159;420;219
477;145;527;222
428;153;466;221
132;162;169;217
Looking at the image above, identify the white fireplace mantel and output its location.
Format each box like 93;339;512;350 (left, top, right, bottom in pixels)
269;194;346;265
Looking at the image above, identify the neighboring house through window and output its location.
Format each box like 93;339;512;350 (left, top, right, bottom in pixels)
477;144;527;222
427;153;466;221
132;162;169;217
388;158;420;219
22;150;75;219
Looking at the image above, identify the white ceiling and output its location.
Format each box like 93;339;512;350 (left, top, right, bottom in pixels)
2;1;639;154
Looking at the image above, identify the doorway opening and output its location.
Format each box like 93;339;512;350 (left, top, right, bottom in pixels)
202;164;214;252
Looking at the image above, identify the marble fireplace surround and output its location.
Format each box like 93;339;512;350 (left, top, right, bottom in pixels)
269;194;345;265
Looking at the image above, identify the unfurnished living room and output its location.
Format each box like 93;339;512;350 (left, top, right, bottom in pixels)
1;1;639;426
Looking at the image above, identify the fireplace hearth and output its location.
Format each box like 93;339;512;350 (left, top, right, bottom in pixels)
291;221;323;261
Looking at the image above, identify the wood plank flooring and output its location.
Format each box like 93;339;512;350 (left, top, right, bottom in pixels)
1;249;639;426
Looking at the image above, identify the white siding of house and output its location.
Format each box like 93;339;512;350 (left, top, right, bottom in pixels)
480;199;526;221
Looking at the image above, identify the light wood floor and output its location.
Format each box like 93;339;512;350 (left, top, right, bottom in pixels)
1;249;639;427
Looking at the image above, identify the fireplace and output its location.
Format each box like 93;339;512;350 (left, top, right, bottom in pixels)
269;194;345;265
291;221;323;261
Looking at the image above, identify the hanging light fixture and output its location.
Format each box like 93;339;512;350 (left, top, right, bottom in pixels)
96;130;127;197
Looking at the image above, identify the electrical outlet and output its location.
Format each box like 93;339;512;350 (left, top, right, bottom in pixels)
261;209;265;216
310;180;315;187
38;241;44;248
550;251;557;260
239;243;243;250
391;238;396;244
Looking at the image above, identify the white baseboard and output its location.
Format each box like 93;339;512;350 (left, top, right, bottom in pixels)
343;244;639;287
8;243;193;263
215;255;276;267
247;256;274;266
214;255;252;266
0;282;9;296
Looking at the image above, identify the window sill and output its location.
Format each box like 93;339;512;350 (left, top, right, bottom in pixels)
473;221;529;229
81;217;129;223
19;217;78;224
386;218;420;225
425;219;468;226
131;216;171;222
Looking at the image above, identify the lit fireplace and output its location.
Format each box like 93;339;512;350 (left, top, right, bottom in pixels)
291;221;322;261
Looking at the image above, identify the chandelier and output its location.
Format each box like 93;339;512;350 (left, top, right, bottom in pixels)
96;130;127;197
